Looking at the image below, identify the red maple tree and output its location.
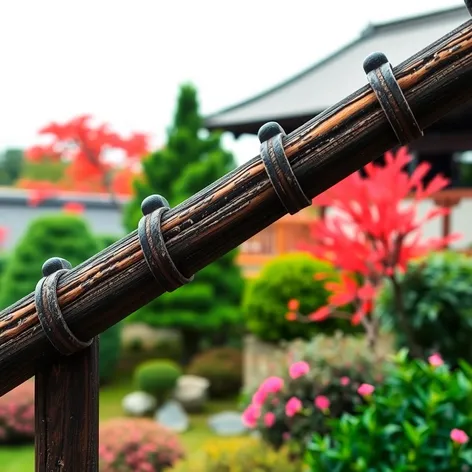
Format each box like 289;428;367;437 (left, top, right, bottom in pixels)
287;147;461;357
22;115;149;206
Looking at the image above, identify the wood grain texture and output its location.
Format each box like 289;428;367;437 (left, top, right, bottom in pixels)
0;20;472;396
35;338;99;471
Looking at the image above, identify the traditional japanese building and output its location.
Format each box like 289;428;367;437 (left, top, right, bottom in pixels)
205;5;472;274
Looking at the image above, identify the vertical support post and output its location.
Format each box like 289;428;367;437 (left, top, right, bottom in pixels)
35;339;99;472
34;257;98;472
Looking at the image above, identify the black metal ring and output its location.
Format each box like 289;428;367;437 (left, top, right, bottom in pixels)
363;52;423;145
138;206;194;292
35;269;92;356
258;121;311;215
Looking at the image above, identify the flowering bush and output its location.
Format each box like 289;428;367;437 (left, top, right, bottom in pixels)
0;379;35;444
242;358;375;457
99;418;184;471
306;350;472;471
174;437;302;472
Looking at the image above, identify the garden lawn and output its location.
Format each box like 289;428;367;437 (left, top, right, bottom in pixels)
0;379;240;472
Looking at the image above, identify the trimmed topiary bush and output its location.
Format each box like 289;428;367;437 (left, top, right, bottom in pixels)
99;418;185;471
187;347;242;398
0;214;122;383
378;251;472;366
242;252;356;343
134;360;182;403
0;379;35;444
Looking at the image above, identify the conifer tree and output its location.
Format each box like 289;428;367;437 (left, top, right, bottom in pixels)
124;84;243;361
0;214;122;383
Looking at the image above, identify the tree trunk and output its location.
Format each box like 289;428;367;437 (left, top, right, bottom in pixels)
390;276;423;359
180;328;202;365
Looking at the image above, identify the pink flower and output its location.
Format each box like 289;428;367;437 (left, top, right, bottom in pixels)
285;397;302;417
314;395;330;410
451;428;469;444
252;389;267;406
283;432;291;441
289;361;310;379
428;353;444;367
357;383;375;397
260;376;284;394
340;376;350;386
264;412;276;427
242;404;260;428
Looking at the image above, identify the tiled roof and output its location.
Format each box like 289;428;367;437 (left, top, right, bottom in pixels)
204;6;470;136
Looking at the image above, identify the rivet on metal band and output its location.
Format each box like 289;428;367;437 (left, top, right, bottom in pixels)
363;52;423;145
138;194;194;292
35;257;93;356
258;121;311;215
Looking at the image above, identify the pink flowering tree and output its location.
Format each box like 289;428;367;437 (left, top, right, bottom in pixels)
286;147;460;358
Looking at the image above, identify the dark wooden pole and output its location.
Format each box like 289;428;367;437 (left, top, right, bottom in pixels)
34;258;99;472
35;339;99;472
1;18;472;397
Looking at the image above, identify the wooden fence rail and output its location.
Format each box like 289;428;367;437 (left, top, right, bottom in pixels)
1;4;472;469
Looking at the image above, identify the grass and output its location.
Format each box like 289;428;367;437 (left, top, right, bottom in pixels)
0;378;240;471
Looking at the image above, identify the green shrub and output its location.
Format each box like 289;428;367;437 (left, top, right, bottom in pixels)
99;418;184;471
306;350;472;471
0;214;121;383
242;253;356;343
186;347;242;398
378;251;472;366
134;360;182;403
0;252;7;293
99;323;122;384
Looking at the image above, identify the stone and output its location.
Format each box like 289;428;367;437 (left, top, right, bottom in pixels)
122;391;157;417
174;375;210;412
155;400;189;433
207;411;248;436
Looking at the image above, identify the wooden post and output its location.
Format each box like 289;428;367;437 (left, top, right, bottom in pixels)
34;258;99;472
35;340;99;472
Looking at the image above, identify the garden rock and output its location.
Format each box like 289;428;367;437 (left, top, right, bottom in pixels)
122;391;157;417
155;400;189;433
174;375;209;412
207;411;247;436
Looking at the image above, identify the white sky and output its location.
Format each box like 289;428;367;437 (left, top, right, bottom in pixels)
0;0;465;165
